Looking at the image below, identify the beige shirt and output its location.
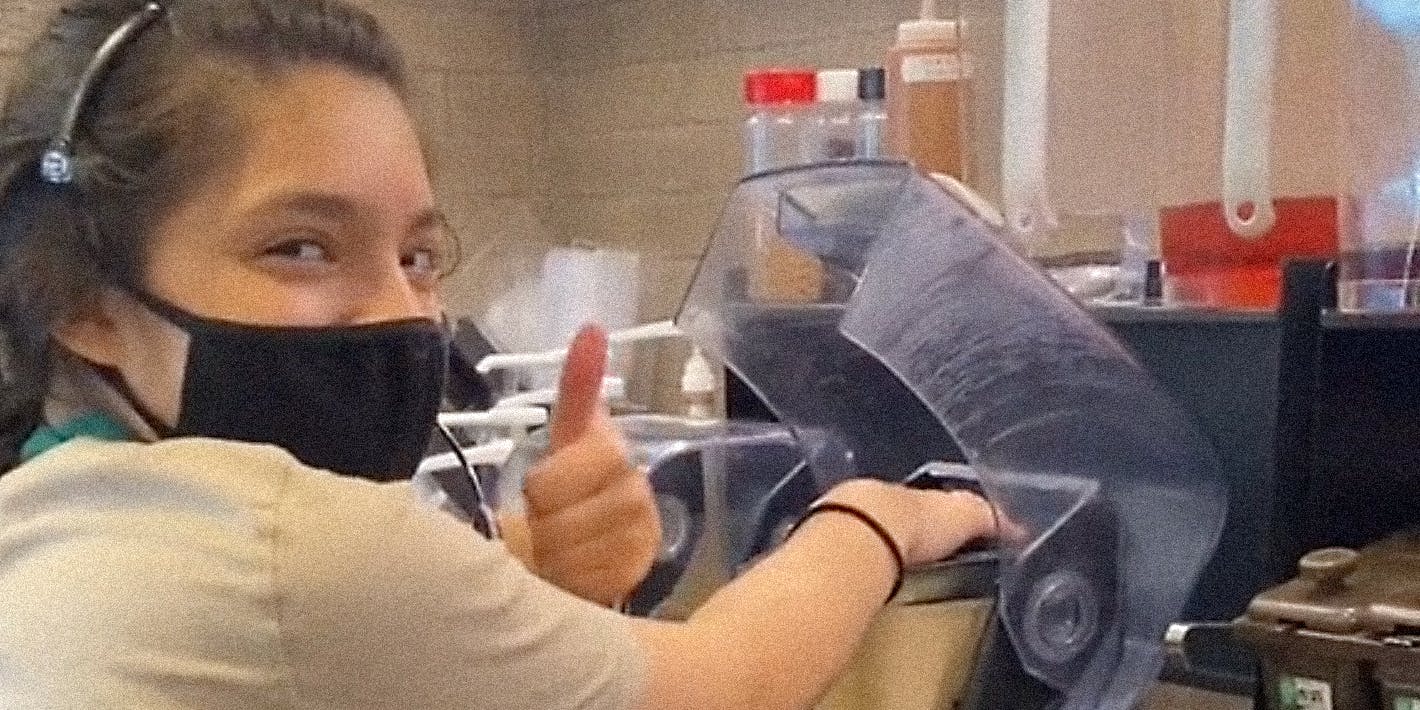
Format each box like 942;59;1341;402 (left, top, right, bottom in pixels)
0;436;647;709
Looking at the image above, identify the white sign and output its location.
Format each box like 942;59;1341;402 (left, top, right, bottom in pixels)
902;54;964;84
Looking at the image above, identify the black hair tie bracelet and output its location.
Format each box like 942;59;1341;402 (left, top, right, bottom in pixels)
787;502;905;604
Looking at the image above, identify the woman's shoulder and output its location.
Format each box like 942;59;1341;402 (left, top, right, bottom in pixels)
1;435;479;585
1;435;418;538
0;434;434;650
1;437;645;709
0;437;378;707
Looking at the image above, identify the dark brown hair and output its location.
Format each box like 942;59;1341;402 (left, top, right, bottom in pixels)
0;0;409;470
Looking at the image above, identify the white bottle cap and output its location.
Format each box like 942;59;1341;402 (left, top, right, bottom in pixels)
680;347;716;396
681;347;717;420
897;18;957;48
816;69;859;103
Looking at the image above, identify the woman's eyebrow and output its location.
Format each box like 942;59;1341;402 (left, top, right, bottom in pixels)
247;191;360;222
247;191;446;234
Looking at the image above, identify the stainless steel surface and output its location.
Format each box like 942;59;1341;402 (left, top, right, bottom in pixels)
890;550;999;606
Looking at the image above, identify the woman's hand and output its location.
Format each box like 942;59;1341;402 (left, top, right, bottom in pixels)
813;478;998;567
520;325;661;607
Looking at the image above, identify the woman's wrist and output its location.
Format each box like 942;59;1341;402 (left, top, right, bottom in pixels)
788;501;905;603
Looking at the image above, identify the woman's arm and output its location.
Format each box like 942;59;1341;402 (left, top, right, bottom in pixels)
629;480;996;710
282;452;989;710
500;326;995;707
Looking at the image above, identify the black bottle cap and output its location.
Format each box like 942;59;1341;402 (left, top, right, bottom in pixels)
1144;260;1164;305
858;67;886;101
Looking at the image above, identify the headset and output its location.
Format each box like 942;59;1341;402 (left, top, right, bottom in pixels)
40;2;165;185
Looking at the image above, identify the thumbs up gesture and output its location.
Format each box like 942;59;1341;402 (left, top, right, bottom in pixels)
521;325;662;607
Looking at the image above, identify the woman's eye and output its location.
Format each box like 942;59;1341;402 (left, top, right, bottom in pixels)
264;239;331;263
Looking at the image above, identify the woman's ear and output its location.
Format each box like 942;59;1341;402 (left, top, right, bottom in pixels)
52;289;189;427
50;290;125;368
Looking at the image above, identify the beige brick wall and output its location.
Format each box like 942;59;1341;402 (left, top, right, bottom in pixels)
533;0;919;407
1;1;1344;410
531;0;1343;279
536;0;916;283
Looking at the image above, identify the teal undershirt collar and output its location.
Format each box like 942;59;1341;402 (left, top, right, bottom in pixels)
20;412;131;463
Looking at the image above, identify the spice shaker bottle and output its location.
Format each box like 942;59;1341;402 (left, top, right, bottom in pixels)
885;0;968;179
813;69;862;161
743;69;817;175
742;69;826;303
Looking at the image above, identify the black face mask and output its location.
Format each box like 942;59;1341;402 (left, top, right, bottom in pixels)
104;292;449;481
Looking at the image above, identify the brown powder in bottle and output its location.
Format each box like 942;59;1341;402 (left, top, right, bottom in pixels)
885;16;968;180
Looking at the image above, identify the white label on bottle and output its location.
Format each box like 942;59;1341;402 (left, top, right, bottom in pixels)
902;54;963;84
1279;676;1333;710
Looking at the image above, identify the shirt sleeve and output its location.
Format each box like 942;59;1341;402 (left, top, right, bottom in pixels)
272;467;648;710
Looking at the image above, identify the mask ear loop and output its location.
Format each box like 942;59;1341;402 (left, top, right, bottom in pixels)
40;2;166;185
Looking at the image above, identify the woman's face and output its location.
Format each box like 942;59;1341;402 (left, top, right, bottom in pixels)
55;66;446;425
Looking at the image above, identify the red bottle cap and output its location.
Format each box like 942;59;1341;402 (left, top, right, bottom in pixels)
744;69;817;106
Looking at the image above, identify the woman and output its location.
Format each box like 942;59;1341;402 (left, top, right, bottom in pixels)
0;1;997;708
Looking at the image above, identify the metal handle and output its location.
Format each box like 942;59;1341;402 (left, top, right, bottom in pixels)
1001;0;1056;247
1222;0;1278;239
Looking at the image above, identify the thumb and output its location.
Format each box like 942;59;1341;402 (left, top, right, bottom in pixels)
548;324;609;451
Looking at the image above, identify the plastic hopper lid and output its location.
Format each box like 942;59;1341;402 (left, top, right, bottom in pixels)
675;162;1228;710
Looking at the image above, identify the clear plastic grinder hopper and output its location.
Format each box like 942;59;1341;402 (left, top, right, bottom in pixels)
676;162;1228;710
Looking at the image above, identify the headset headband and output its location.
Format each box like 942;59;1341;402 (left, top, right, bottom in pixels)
40;2;166;185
